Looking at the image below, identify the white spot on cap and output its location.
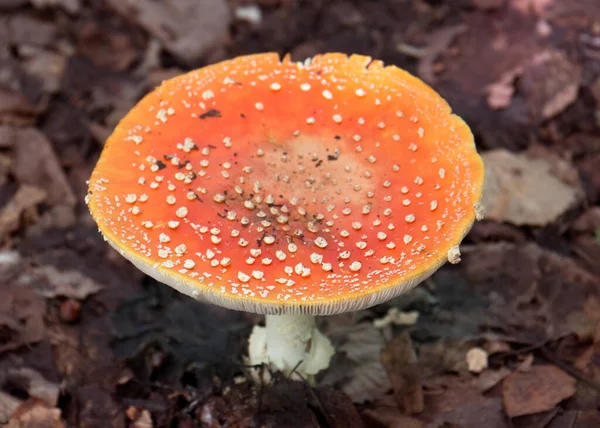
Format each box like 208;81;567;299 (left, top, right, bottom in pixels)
314;237;328;248
448;247;461;264
349;261;362;272
176;207;188;218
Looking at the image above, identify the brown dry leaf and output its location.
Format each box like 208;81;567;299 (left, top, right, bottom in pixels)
18;47;67;94
30;0;81;14
132;409;153;428
502;364;576;417
11;127;76;233
0;391;22;424
510;0;554;16
0;282;46;354
21;265;103;300
0;87;37;125
485;65;522;110
473;0;506;10
7;398;64;428
518;49;582;121
323;323;391;403
423;375;506;427
568;296;600;343
423;242;600;347
481;148;580;226
12;128;75;208
0;185;46;241
416;24;467;84
0;125;16;148
381;332;423;414
0;251;21;283
473;367;512;392
362;395;425;428
6;367;60;407
106;0;230;66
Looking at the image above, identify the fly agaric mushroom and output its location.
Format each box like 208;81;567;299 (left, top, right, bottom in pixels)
86;53;484;380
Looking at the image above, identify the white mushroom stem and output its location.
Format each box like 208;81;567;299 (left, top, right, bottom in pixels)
247;314;335;381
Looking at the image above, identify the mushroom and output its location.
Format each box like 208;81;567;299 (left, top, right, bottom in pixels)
86;53;485;381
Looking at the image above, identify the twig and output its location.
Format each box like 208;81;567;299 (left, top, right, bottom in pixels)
539;345;600;393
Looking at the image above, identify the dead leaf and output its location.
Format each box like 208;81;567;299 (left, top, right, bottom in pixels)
8;398;64;428
572;207;600;234
0;391;22;424
18;46;67;93
0;185;46;241
132;409;153;428
12;128;75;208
486;79;516;110
322;323;391;403
416;25;467;83
0;125;17;148
510;0;554;16
381;332;423;414
23;265;103;300
422;375;506;427
10;127;76;234
502;364;576;417
0;282;46;353
473;367;512;391
0;251;22;283
362;395;425;428
6;368;60;408
106;0;230;66
518;49;582;120
30;0;80;14
472;0;506;10
481;148;580;226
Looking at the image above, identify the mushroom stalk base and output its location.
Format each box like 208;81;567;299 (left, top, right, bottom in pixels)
247;314;334;381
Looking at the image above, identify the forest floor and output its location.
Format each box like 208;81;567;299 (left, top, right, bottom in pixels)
1;0;600;427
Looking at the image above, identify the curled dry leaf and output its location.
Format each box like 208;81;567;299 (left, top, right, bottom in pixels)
481;148;580;226
502;364;576;417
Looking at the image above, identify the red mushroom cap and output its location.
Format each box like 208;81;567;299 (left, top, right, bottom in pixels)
87;53;484;315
